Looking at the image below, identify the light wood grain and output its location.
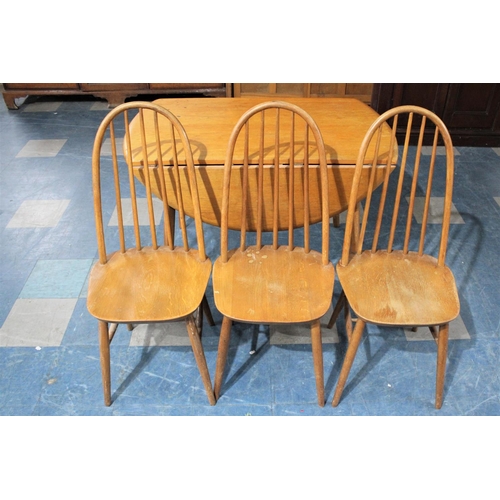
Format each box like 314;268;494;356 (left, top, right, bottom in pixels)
87;247;212;323
127;97;389;166
134;163;391;230
126;97;397;229
213;246;335;323
336;250;459;326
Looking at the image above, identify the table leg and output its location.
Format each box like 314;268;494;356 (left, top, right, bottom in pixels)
167;206;175;243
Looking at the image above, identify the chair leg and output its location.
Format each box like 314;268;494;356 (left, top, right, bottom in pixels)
435;323;449;410
202;294;215;326
327;290;345;329
344;299;353;342
310;319;325;407
332;214;340;228
166;206;176;243
332;318;366;407
195;302;204;337
186;315;216;406
98;320;112;406
214;315;232;400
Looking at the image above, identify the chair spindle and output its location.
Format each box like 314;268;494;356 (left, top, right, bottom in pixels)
303;122;310;253
404;116;426;254
288;112;295;250
240;122;250;251
272;108;280;250
110;121;126;253
124;111;142;251
419;127;439;256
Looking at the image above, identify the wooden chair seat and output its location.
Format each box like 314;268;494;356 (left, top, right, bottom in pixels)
87;247;212;324
337;250;459;327
213;245;335;324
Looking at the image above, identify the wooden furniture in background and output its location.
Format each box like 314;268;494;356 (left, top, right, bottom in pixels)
1;83;231;109
86;102;215;406
234;83;374;104
2;83;376;108
329;105;460;410
211;102;336;406
126;97;396;228
371;83;500;146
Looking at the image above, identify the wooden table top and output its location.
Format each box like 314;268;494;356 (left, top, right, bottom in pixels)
126;97;396;229
128;97;392;167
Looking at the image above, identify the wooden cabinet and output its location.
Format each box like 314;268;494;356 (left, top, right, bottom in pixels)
2;83;375;109
371;83;500;146
234;83;374;104
1;83;231;109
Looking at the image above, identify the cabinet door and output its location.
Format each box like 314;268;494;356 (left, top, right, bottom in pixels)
371;84;450;144
309;83;373;103
371;83;500;146
234;83;308;97
234;83;373;103
372;83;449;115
443;83;500;131
149;83;225;90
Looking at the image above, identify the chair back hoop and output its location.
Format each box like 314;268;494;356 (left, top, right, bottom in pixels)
92;101;206;265
220;101;330;265
340;105;455;268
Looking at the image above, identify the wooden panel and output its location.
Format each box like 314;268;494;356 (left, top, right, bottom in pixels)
275;83;307;95
372;84;450;145
235;83;273;95
394;83;449;114
310;83;345;95
372;83;500;146
310;83;373;102
149;83;225;90
443;83;500;130
372;83;449;115
3;83;80;90
79;83;149;91
346;83;373;96
235;83;373;103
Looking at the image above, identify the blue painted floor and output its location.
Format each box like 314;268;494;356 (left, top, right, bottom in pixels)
1;96;499;416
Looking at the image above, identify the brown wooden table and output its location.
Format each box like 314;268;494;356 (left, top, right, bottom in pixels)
126;97;396;230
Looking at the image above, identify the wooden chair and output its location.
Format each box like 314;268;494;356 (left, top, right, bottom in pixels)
86;102;215;406
212;101;335;406
329;105;460;409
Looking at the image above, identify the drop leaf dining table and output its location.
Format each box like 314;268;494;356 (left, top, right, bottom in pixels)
124;97;397;230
